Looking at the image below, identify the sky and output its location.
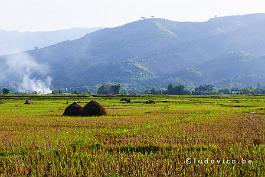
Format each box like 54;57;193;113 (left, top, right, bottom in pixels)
0;0;265;31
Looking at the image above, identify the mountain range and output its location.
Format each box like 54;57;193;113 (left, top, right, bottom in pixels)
0;27;101;55
1;13;265;89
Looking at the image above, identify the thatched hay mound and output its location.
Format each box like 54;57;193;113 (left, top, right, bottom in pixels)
24;100;33;104
63;102;83;116
82;101;107;116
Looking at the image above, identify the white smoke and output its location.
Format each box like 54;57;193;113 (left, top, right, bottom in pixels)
1;52;52;94
19;72;53;94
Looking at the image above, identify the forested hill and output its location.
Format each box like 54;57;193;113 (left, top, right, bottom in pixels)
2;13;265;88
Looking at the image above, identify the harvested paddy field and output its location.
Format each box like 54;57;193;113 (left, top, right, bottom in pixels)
0;95;264;176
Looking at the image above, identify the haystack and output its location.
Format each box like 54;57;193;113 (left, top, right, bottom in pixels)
82;101;107;116
63;102;83;116
24;100;33;104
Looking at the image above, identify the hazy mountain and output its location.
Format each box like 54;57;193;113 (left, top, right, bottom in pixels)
2;13;265;89
177;51;265;87
0;27;102;55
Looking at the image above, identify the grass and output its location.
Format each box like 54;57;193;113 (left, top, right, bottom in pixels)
0;94;264;176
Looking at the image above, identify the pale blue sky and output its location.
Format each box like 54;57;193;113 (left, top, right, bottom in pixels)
0;0;265;31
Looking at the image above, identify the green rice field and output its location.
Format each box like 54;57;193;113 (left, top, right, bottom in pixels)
0;95;264;176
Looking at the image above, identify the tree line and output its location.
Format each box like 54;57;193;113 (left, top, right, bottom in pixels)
3;84;265;95
145;84;265;95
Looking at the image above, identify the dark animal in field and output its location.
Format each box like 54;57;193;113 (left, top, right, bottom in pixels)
66;101;69;104
24;100;33;104
120;98;131;103
82;100;107;116
145;100;155;104
253;139;261;146
63;102;83;116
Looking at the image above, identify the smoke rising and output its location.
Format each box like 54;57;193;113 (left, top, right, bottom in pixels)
19;72;53;94
0;52;52;94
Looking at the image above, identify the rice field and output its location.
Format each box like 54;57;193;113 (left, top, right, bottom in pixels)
0;94;264;176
